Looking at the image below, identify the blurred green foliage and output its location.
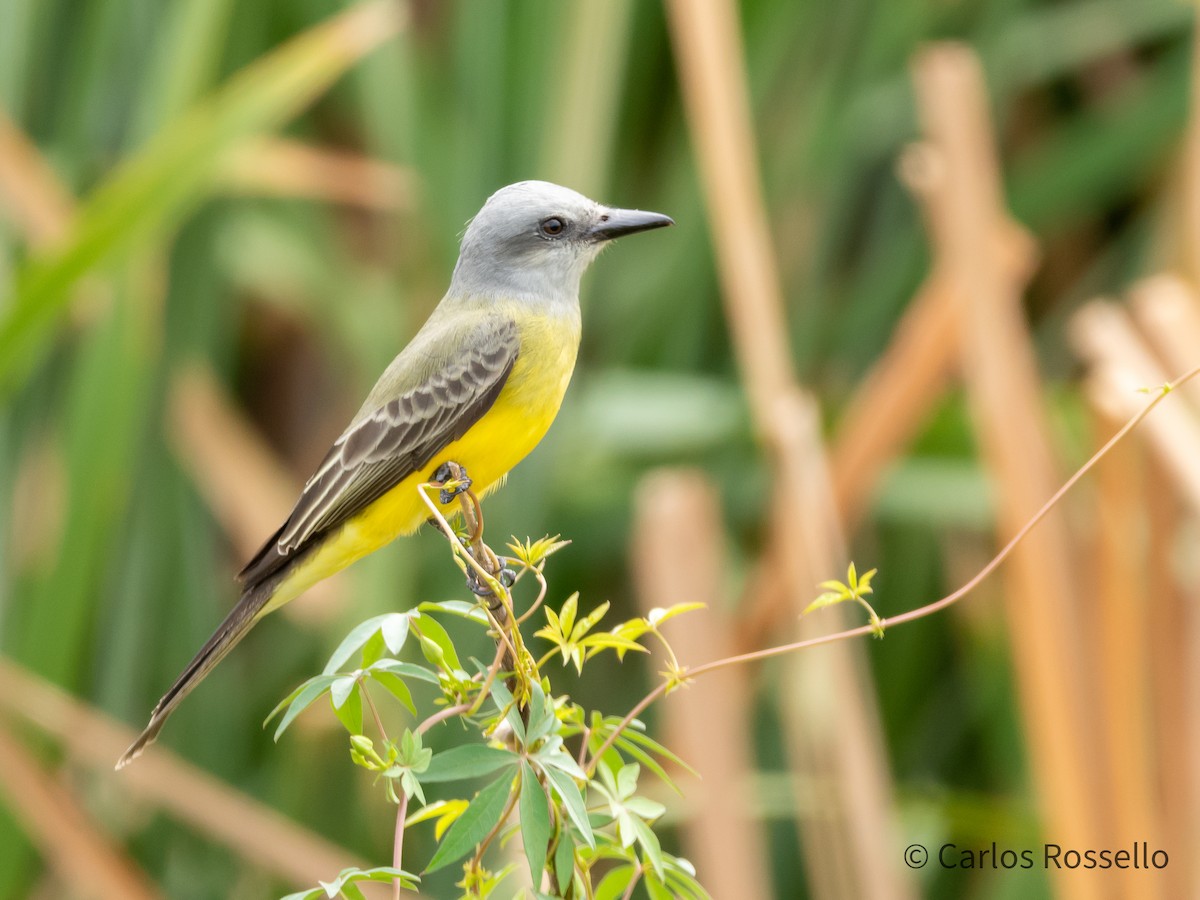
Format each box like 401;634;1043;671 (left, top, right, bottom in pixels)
0;0;1193;897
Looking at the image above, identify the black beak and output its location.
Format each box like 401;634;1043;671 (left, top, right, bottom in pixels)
588;207;675;241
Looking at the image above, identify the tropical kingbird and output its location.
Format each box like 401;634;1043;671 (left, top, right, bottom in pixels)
117;181;672;768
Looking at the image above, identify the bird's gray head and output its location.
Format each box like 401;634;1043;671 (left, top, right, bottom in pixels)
448;181;673;304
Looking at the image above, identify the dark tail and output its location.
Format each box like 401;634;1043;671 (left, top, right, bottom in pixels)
116;583;272;769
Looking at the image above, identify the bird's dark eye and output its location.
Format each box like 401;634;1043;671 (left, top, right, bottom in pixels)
539;217;566;237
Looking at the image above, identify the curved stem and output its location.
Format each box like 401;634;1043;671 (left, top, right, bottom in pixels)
416;702;472;736
515;566;550;625
587;364;1200;775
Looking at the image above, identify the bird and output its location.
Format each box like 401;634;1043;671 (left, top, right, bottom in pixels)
116;181;673;768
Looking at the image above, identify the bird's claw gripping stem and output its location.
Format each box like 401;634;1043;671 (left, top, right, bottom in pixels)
466;565;517;601
433;462;472;505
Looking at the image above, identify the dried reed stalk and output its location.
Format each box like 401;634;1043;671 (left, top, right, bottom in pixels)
168;364;345;625
1071;302;1200;512
664;2;911;897
0;727;161;900
830;213;1036;530
1131;275;1200;409
1143;454;1198;898
1176;21;1200;288
540;0;635;196
1086;396;1164;900
631;469;771;900
913;43;1105;900
1144;455;1200;900
0;108;75;248
661;0;794;422
772;391;913;900
221;137;415;211
0;660;386;893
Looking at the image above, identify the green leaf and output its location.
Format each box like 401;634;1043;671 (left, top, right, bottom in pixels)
580;633;648;657
858;567;878;593
417;599;489;623
369;671;416;715
361;631;388;668
519;762;551;885
331;685;363;735
629;816;664;877
554;825;575;894
619;724;695;774
616;763;640;799
646;602;706;627
542;766;594;849
349;866;417;884
569;599;609;641
330;675;357;709
803;591;847;616
507;535;571;567
594;865;636;900
613;737;678;794
0;1;404;393
558;593;578;640
395;729;431;772
538;747;587;782
424;773;513;873
267;674;337;740
663;855;710;900
368;659;441;685
381;614;410;654
541;604;562;637
489;679;526;745
607;619;652;659
523;682;555;744
323;614;394;675
420;745;518;783
625;796;666;820
643;866;674;900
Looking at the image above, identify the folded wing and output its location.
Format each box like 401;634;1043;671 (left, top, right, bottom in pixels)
238;316;520;588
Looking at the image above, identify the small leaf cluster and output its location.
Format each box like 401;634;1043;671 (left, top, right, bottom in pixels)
803;562;884;638
269;534;711;899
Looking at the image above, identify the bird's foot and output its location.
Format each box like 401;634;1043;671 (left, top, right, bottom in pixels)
465;564;516;600
433;462;472;505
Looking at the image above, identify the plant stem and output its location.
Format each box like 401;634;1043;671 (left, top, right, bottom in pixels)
472;786;520;870
587;364;1200;775
392;789;409;900
416;701;472;736
363;682;388;741
619;864;643;900
468;641;509;718
515;566;549;625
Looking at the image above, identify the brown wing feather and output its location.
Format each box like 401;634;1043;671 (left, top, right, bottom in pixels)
237;320;519;588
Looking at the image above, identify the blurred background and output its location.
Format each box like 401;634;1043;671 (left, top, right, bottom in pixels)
1;0;1198;898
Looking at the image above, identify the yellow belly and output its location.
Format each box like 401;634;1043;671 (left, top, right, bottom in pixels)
263;314;578;612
